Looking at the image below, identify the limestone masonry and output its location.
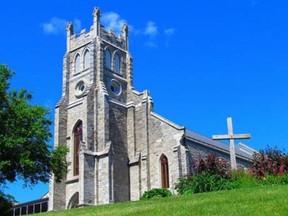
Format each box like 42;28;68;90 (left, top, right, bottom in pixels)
49;8;253;210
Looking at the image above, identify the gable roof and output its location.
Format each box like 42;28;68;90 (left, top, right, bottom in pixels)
237;142;258;156
185;129;253;161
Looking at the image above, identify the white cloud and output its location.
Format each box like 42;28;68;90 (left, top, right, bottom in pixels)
42;17;82;35
144;21;158;36
145;41;158;48
42;17;66;35
101;12;126;34
164;28;176;36
133;22;175;48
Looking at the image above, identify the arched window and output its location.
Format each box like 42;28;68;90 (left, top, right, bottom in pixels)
114;53;121;74
73;121;82;176
84;50;90;70
160;154;169;188
105;49;111;69
75;54;81;73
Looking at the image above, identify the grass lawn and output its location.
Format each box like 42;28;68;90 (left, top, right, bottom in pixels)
38;185;288;216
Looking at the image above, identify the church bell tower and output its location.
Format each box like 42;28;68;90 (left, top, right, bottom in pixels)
49;7;137;209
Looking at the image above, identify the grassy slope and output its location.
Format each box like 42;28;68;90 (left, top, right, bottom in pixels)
39;185;288;216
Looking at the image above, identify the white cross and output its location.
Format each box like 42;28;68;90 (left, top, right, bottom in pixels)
212;117;251;170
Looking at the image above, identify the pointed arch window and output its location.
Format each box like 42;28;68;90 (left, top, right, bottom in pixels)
84;50;90;70
114;53;121;74
160;155;169;188
75;54;81;73
73;121;82;176
105;49;111;69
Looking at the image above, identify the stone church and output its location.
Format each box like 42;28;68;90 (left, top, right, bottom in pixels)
49;8;253;211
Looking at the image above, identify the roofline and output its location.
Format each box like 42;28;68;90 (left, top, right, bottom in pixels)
150;112;185;130
12;197;49;208
185;130;253;161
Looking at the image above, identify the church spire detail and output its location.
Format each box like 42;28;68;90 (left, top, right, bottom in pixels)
121;24;129;51
93;7;101;37
66;22;74;51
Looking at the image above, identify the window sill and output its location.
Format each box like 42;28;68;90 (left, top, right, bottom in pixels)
65;176;79;184
73;68;90;77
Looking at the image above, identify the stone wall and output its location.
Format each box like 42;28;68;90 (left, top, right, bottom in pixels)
82;153;95;205
148;112;185;191
129;163;140;201
66;180;79;208
185;139;251;172
96;155;111;204
109;102;129;202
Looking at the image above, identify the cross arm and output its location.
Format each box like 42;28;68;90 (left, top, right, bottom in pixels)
212;134;251;140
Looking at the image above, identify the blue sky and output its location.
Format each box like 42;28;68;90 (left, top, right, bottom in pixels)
1;0;288;203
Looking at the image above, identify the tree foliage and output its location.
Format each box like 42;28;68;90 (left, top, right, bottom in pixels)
0;65;68;212
0;191;15;216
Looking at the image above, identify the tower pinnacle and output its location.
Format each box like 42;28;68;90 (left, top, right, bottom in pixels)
93;7;101;36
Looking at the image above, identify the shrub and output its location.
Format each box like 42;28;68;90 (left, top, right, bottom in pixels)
230;170;260;188
251;146;288;178
175;175;192;195
175;154;235;195
259;174;288;186
140;188;172;200
175;173;238;195
175;152;288;196
194;154;230;178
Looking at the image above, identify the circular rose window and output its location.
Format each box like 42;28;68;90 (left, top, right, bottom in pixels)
109;79;122;96
75;80;86;97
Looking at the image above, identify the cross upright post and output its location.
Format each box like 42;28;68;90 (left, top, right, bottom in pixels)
212;117;251;170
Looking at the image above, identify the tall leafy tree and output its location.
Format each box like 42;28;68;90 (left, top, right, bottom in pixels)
0;65;68;215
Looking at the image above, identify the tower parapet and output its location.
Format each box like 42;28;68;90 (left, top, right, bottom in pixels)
66;8;129;52
99;26;128;51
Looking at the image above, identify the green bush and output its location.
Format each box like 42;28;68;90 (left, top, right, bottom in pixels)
174;175;192;195
175;153;288;196
175;154;237;195
175;173;238;195
228;171;288;189
140;188;172;200
229;170;259;188
175;167;288;196
258;174;288;185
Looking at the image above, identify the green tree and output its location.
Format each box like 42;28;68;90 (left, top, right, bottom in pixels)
0;65;68;215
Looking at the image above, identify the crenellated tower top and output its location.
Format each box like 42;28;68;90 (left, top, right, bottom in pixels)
65;8;129;53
